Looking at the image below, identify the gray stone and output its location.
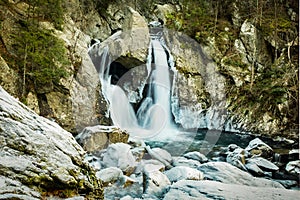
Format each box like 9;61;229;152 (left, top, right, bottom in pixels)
144;170;171;197
104;174;143;199
89;6;149;64
120;196;134;200
163;180;300;200
245;162;264;176
226;148;247;171
248;157;279;171
164;166;204;182
239;20;272;65
84;154;102;171
0;56;20;98
76;125;129;152
286;160;300;174
197;162;283;188
96;167;123;183
131;146;146;162
135;159;165;174
0;176;40;199
145;146;173;169
183;151;208;163
273;179;298;189
245;138;273;159
151;148;173;164
102;143;137;175
153;4;176;24
227;143;240;152
172;156;201;168
163;29;227;130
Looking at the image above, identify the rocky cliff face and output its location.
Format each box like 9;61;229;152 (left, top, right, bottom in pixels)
0;0;112;133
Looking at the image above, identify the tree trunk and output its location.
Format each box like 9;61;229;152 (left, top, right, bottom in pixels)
22;43;28;99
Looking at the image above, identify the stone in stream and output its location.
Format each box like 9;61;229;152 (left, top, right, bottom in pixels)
245;162;265;176
226;148;247;171
172;156;201;168
183;151;208;163
135;159;165;174
288;149;299;161
197;162;283;188
102;143;137;175
227;143;241;152
286;160;300;175
272;179;298;189
164;166;204;182
104;174;143;199
75;125;129;152
163;180;300;200
245;138;273;159
247;157;279;171
96;167;123;183
151;148;173;164
145;146;173;169
84;154;102;171
143;170;171;197
0;176;40;200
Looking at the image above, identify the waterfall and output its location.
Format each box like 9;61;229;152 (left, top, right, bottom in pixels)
92;30;175;139
150;40;172;129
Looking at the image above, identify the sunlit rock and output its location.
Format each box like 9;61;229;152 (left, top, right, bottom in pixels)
102;143;137;175
245;138;273;159
164;180;299;200
183;151;208;163
164;166;204;182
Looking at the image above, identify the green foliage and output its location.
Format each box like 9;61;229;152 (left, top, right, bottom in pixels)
6;0;69;95
166;0;234;44
227;58;298;131
24;0;64;29
14;23;69;90
166;0;214;43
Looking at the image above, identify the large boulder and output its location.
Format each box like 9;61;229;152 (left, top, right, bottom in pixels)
245;138;274;159
89;6;149;64
102;143;137;175
0;87;103;199
247;157;279;172
163;180;300;200
75;125;129;152
197;162;283;188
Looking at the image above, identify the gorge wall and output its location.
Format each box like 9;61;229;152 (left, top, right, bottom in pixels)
0;0;298;140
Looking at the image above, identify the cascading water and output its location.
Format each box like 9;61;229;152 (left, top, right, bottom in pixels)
93;27;176;139
88;24;229;155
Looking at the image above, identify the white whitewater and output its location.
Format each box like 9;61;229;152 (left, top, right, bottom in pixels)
96;36;175;139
